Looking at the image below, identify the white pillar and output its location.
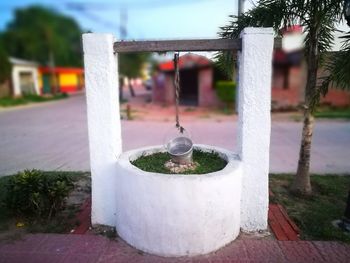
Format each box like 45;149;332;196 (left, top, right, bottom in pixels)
32;68;40;95
12;67;21;96
82;33;122;226
237;28;274;231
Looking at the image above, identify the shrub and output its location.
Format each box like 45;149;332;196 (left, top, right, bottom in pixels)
6;170;74;219
215;81;236;103
215;81;236;113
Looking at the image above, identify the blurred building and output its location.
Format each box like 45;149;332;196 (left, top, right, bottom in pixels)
153;52;350;109
0;58;85;98
152;53;221;107
39;67;84;94
272;56;350;110
272;25;350;109
10;57;40;97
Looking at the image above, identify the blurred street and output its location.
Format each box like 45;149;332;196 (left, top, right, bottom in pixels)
0;94;349;176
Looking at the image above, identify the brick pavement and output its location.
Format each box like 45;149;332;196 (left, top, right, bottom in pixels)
70;197;301;242
0;234;349;262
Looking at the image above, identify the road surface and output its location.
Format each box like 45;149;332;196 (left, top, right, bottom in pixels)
0;95;349;176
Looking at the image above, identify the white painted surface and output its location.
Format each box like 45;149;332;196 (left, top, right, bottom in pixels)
282;33;304;52
82;28;274;254
116;144;242;257
10;58;40;96
237;28;274;231
82;33;122;226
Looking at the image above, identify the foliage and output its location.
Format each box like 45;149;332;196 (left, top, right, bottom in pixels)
270;174;350;243
218;0;350;196
317;33;350;106
0;41;11;83
131;150;227;174
217;0;350;109
0;5;83;67
0;93;68;107
0;176;12;228
213;62;232;82
0;171;89;235
215;81;236;104
315;106;350;119
119;52;150;78
216;0;286;77
5;170;74;219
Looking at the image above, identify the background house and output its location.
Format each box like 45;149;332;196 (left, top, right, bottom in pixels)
1;58;85;98
272;25;350;109
152;53;221;107
271;53;350;110
39;67;84;94
10;57;40;97
152;51;349;110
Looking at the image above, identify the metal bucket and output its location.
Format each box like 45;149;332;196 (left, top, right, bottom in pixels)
166;136;193;165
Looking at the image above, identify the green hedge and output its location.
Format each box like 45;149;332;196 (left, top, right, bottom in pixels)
215;81;236;104
5;170;74;219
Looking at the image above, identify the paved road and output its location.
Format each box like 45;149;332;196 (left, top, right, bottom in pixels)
0;95;349;176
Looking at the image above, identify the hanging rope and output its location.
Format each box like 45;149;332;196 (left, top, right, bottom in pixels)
173;52;185;134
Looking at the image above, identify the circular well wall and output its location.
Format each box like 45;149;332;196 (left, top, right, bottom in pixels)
115;144;243;257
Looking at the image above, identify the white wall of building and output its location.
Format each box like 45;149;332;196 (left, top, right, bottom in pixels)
11;64;40;97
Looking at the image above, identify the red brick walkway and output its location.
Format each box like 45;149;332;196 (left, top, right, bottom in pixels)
0;234;349;263
268;204;300;241
70;198;302;242
70;197;91;235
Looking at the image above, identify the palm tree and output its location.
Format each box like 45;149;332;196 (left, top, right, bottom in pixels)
218;0;350;195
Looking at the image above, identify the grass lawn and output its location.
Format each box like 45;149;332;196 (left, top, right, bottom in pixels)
270;174;350;243
0;171;90;240
0;93;68;107
131;150;227;174
315;106;350;119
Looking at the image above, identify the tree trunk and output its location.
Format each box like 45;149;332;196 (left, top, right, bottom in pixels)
291;27;319;196
345;190;350;220
119;77;124;101
129;83;135;97
291;109;314;195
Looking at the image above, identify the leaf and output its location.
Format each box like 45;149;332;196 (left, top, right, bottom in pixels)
16;222;25;228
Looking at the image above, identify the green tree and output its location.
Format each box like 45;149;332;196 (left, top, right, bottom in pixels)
0;40;11;83
1;5;83;67
119;52;150;78
118;52;150;97
218;0;350;195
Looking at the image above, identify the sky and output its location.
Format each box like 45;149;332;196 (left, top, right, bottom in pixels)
0;0;347;50
0;0;242;40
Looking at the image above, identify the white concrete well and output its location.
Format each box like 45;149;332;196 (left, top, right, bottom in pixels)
82;28;274;258
116;144;242;257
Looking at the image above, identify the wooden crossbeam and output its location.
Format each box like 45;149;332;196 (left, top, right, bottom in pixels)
114;38;282;53
114;39;240;53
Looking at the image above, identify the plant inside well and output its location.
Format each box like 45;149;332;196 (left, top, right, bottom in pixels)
131;150;227;174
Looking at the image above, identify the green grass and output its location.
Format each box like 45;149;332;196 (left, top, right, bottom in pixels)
0;93;68;107
216;106;236;115
270;174;350;243
131;150;227;174
315;106;350;119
